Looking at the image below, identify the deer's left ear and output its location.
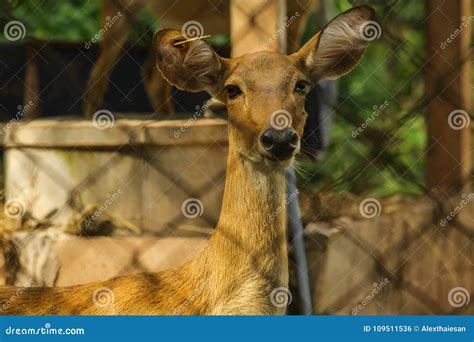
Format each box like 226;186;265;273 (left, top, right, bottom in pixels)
292;5;375;81
153;29;228;95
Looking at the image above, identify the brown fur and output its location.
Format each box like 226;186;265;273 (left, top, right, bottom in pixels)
1;6;374;315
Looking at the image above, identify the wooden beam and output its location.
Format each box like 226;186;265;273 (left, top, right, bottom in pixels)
230;0;286;56
425;0;472;193
23;45;41;119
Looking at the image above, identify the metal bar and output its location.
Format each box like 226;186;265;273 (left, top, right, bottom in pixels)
286;166;312;315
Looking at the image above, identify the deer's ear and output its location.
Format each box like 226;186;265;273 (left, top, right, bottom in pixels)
292;5;375;81
153;29;227;95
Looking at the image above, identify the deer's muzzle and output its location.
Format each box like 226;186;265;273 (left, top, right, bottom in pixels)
259;127;299;161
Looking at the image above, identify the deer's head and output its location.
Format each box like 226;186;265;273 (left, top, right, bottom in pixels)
154;6;374;169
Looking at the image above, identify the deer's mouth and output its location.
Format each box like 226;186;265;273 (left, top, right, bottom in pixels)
261;150;298;166
257;144;300;169
262;146;298;162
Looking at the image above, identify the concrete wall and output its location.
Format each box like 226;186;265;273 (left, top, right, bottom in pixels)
4;118;228;234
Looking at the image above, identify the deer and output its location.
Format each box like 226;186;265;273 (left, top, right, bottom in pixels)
0;5;374;315
83;0;316;118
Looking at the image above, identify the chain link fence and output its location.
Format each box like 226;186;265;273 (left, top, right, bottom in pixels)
0;0;472;314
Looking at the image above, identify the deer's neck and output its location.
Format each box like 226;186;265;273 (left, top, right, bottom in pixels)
206;146;289;288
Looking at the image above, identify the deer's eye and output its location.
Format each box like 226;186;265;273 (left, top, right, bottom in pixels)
294;80;310;95
225;85;242;99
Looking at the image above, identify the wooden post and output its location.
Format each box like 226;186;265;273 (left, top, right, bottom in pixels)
230;0;286;56
23;44;41;119
425;0;472;193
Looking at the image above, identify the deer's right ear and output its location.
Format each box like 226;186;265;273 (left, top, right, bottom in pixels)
292;5;375;81
153;29;227;95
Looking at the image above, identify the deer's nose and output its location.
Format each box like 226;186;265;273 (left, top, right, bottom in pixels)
260;128;299;160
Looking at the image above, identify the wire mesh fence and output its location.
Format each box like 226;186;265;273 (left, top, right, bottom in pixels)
0;0;472;315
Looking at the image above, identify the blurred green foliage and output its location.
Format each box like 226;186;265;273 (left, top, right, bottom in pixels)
3;0;473;196
296;0;431;196
5;1;101;42
308;1;472;196
3;0;156;44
